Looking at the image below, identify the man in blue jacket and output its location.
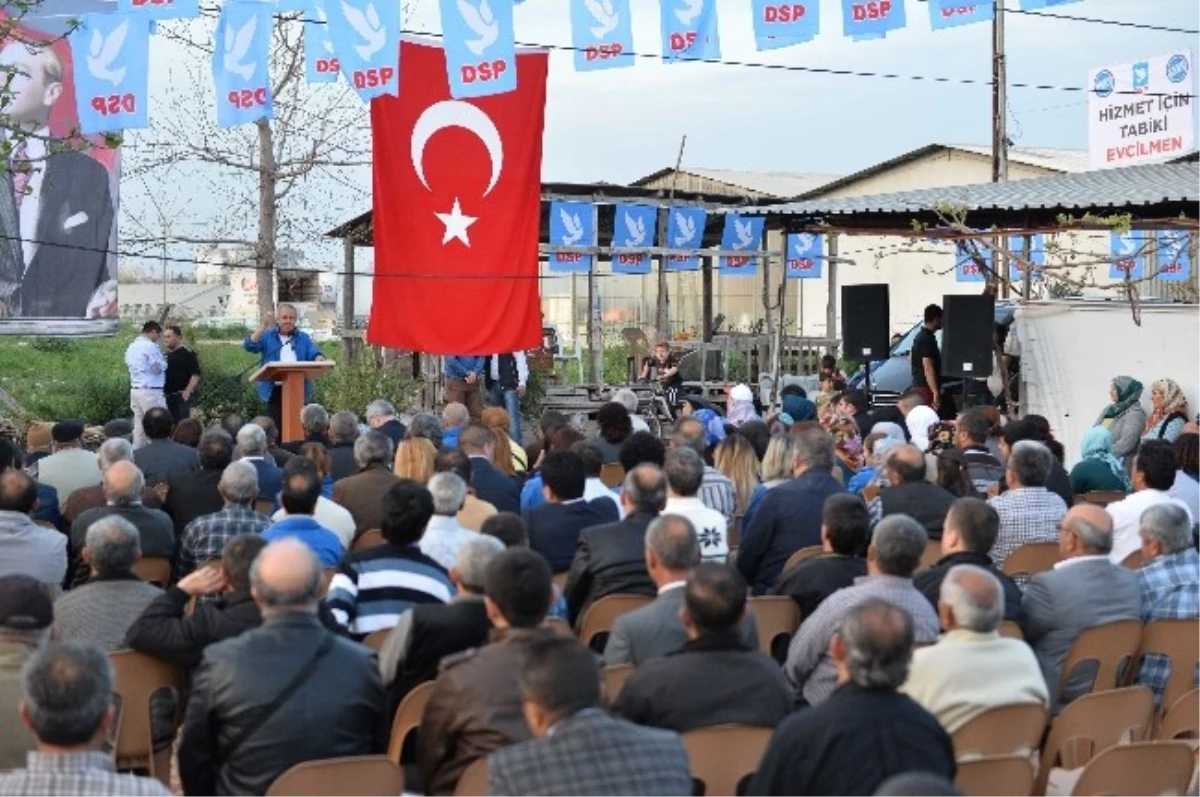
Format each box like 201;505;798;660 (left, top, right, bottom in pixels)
444;355;485;420
243;305;325;431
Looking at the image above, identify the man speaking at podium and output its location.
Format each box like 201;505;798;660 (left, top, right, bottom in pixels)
243;304;326;430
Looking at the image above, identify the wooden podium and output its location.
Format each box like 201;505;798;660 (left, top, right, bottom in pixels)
250;361;335;443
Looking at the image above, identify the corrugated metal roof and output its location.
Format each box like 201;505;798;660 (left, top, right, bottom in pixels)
744;162;1200;218
675;168;841;199
949;145;1091;173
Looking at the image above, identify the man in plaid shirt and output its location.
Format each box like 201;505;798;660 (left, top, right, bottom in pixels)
1136;503;1200;706
178;461;271;576
988;441;1067;579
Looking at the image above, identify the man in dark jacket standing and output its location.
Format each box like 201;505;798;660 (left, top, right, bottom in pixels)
178;539;386;795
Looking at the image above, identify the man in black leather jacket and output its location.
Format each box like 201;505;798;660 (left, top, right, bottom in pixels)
178;538;387;795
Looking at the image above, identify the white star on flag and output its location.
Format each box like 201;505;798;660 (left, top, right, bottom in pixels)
435;198;478;246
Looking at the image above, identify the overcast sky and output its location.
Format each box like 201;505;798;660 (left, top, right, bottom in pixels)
114;0;1197;276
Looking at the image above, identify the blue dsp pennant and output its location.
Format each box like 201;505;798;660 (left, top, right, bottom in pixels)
548;201;594;273
955;242;990;283
305;0;341;84
117;0;200;21
212;1;273;128
1020;0;1080;8
660;0;720;63
1110;230;1146;280
665;207;706;271
842;0;905;39
611;203;656;275
570;0;634;71
786;232;823;279
752;0;819;51
928;0;993;29
719;213;764;276
69;13;152;134
1157;231;1191;282
440;0;517;98
326;0;402;100
1007;234;1045;282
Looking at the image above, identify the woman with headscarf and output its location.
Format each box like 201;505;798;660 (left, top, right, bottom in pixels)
726;384;760;429
1096;376;1148;465
905;405;940;453
1143;378;1190;443
681;396;727;451
829;416;865;483
1070;426;1131;495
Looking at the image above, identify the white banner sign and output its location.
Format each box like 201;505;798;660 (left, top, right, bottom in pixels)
1088;50;1195;170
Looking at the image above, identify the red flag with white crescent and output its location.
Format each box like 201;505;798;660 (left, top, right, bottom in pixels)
367;39;547;355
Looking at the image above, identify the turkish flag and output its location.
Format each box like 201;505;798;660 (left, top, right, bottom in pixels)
367;39;548;355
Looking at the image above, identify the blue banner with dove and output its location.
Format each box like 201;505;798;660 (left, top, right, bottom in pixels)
570;0;634;71
1157;231;1192;282
719;213;763;275
116;0;199;21
660;0;721;63
69;13;151;134
441;0;518;98
752;0;819;51
212;1;273;128
1007;234;1044;282
611;204;656;275
1110;230;1146;280
665;207;706;271
785;232;823;279
928;0;992;29
842;0;905;39
548;201;594;273
326;0;402;99
305;0;342;84
955;242;990;283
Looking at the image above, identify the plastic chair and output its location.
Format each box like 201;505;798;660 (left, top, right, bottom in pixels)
109;650;184;785
599;463;625;489
386;680;436;764
954;754;1034;796
131;556;171;587
682;724;774;796
1001;542;1060;579
362;629;390;652
1126;619;1199;713
266;755;404;796
1057;619;1143;703
1070;741;1195;796
1119;549;1143;569
747;596;801;662
917;540;943;572
543;617;574;638
781;545;826;573
953;702;1048;759
551;572;568;591
255;498;276;516
998;621;1024;640
1074;490;1127;507
454;756;489;796
352;529;384;552
1158;688;1199;740
578;595;653;650
861;483;881;502
1035;686;1155;796
602;663;635;704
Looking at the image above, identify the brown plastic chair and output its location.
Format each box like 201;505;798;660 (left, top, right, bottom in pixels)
578;594;652;649
998;620;1024;640
1070;740;1195;796
953;702;1048;760
1074;490;1127;507
917;540;943;572
747;596;801;659
861;483;880;502
255;498;276;516
543;617;574;637
454;756;489;796
602;663;635;704
954;755;1035;797
1057;619;1143;703
267;755;403;796
781;545;826;573
599;463;625;489
682;724;774;796
131;556;171;587
1126;619;1199;712
386;680;436;764
1035;686;1155;796
1158;688;1199;740
1120;549;1144;569
352;529;384;552
109;650;184;785
1001;542;1060;579
362;628;390;652
551;572;568;591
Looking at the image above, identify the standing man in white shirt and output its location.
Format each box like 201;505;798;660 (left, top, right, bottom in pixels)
485;352;528;443
124;322;168;449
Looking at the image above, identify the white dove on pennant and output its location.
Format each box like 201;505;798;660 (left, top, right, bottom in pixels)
342;0;387;60
224;14;258;81
675;0;703;26
313;2;336;54
624;212;647;246
793;233;815;255
560;208;585;245
87;20;129;86
458;0;499;55
734;217;756;249
1118;232;1139;255
674;212;695;246
584;0;619;37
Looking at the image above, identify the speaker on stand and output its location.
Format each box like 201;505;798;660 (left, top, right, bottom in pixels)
941;294;996;411
841;284;891;402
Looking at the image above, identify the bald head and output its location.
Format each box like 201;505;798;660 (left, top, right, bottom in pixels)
1062;504;1114;555
250;539;322;615
103;461;144;506
888;444;927;484
940;564;1004;632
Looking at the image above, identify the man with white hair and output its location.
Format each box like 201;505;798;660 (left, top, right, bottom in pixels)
366;400;406;447
987;440;1068;575
235;424;283;506
63;437;163;526
326;411;361;482
69;462;173;589
419;473;476;570
901;564;1048;732
178;461;271;577
442;402;470;450
613;388;650;433
380;534;504;707
332;431;400;540
1135;503;1199;705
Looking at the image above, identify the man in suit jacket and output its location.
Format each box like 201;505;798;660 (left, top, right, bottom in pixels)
326;411;361;482
487;636;692;797
523;451;614;573
0;42;114;319
331;432;400;541
1021;503;1141;710
564;464;664;628
234;424;283;505
460;424;520;514
366;400;406;448
164;431;232;540
604;514;757;665
133;408;200;488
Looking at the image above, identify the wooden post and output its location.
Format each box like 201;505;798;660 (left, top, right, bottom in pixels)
826;233;840;357
341;236;360;363
587;203;601;384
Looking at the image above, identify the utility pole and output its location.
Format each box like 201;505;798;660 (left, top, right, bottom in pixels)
654;135;687;339
991;0;1008;183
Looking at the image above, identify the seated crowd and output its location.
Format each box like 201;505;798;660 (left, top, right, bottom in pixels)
0;383;1196;797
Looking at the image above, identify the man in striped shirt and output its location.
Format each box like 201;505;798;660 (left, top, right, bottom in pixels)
325;480;454;638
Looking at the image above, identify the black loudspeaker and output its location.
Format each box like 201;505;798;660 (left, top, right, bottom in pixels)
942;294;995;378
841;285;890;361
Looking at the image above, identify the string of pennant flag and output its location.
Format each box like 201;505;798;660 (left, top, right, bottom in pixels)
954;229;1194;283
64;0;1090;134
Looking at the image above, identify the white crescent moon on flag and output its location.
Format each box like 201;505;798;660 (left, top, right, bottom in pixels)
411;100;504;197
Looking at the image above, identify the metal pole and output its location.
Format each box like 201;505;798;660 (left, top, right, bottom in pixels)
655;136;688;339
587;203;601;384
826;233;840;358
992;0;1008;183
342;236;357;361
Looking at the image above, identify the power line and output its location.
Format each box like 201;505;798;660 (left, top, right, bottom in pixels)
1003;7;1198;35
